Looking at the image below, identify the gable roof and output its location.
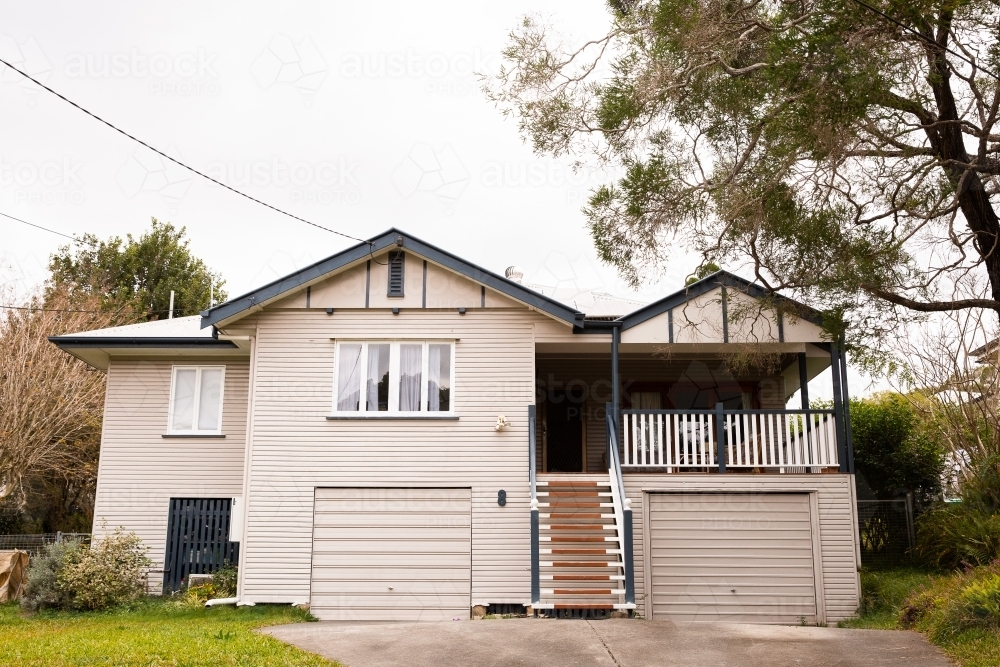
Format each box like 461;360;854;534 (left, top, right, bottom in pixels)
199;228;585;329
615;270;824;331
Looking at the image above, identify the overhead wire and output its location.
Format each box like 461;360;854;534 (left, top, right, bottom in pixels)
0;303;171;315
0;211;94;245
0;56;373;246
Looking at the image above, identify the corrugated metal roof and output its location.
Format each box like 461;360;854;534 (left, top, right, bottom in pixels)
59;315;211;339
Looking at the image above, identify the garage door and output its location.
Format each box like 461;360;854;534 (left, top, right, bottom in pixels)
310;487;471;621
647;492;818;623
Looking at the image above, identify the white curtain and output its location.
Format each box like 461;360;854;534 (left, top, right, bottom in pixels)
197;369;223;430
399;344;422;411
427;344;450;411
171;368;197;430
337;344;362;411
366;344;389;411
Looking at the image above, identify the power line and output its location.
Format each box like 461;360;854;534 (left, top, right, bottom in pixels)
845;0;1000;81
0;303;169;315
0;56;371;245
0;211;94;245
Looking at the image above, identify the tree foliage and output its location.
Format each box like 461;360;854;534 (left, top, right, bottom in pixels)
47;218;225;319
1;220;227;530
0;289;118;514
487;0;1000;360
850;392;944;500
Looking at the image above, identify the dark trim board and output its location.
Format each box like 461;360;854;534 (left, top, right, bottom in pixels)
615;270;825;331
199;228;584;328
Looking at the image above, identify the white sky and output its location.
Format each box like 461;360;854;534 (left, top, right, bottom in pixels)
0;0;879;398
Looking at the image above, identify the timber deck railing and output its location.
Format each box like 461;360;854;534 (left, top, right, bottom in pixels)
621;407;840;471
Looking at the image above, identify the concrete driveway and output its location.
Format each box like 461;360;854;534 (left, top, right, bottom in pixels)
263;618;952;667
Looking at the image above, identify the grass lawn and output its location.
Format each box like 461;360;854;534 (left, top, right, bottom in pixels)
839;566;1000;667
0;600;338;667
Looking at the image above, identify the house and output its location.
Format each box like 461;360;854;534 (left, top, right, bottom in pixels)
50;228;861;623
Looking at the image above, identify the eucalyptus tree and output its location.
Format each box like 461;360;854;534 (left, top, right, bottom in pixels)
486;0;1000;360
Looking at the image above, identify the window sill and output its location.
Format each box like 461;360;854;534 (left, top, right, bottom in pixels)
162;433;227;438
326;414;459;421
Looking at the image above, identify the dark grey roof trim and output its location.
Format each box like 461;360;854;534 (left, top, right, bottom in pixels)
199;228;584;328
49;336;238;349
613;270;824;331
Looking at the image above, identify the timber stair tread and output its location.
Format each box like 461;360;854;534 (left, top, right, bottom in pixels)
536;473;627;613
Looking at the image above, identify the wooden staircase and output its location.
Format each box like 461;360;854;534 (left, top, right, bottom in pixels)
533;474;633;614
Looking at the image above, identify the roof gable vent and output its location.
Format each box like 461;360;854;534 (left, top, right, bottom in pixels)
387;251;405;297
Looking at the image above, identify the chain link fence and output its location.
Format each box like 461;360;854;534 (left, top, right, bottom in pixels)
0;532;92;557
857;498;915;566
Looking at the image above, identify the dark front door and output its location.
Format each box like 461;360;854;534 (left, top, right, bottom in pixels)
163;497;240;593
545;390;584;472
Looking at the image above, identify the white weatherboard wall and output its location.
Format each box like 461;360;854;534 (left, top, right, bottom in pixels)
240;306;546;605
623;474;861;623
93;358;250;580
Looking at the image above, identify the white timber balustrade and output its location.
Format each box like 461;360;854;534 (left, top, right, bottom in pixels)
621;409;839;471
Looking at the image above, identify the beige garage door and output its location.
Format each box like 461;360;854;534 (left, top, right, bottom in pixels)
647;492;818;623
310;487;471;621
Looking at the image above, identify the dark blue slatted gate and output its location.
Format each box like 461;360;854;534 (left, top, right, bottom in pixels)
163;498;239;593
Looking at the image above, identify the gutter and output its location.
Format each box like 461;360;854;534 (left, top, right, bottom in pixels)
48;336;239;349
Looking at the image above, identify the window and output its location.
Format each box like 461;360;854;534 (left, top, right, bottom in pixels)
169;366;225;433
332;341;454;414
387;251;405;296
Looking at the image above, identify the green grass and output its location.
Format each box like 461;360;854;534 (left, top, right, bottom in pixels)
840;566;1000;667
0;599;338;667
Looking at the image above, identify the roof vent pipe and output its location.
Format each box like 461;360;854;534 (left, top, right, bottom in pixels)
505;266;523;284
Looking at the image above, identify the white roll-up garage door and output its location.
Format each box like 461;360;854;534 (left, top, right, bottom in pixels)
647;492;819;623
310;487;472;621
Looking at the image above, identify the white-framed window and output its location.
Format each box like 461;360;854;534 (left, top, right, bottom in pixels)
333;341;454;415
168;365;226;433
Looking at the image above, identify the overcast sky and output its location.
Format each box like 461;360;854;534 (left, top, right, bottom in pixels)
0;1;877;398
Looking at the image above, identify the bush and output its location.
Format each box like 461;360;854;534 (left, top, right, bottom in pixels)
953;571;1000;629
178;563;238;607
850;393;944;502
59;526;151;610
916;502;1000;569
20;526;151;612
212;562;238;597
900;561;1000;638
21;539;83;612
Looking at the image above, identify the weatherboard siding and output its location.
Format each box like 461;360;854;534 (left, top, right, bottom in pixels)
623;474;860;623
240;307;549;605
92;358;250;584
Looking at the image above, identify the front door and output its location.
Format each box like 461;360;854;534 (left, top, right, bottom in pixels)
545;390;584;472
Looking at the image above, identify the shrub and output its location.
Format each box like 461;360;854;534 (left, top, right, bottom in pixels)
59;526;151;610
212;562;238;598
176;563;238;607
21;526;151;612
20;539;83;612
898;561;1000;638
952;571;1000;630
850;393;944;502
916;502;1000;568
